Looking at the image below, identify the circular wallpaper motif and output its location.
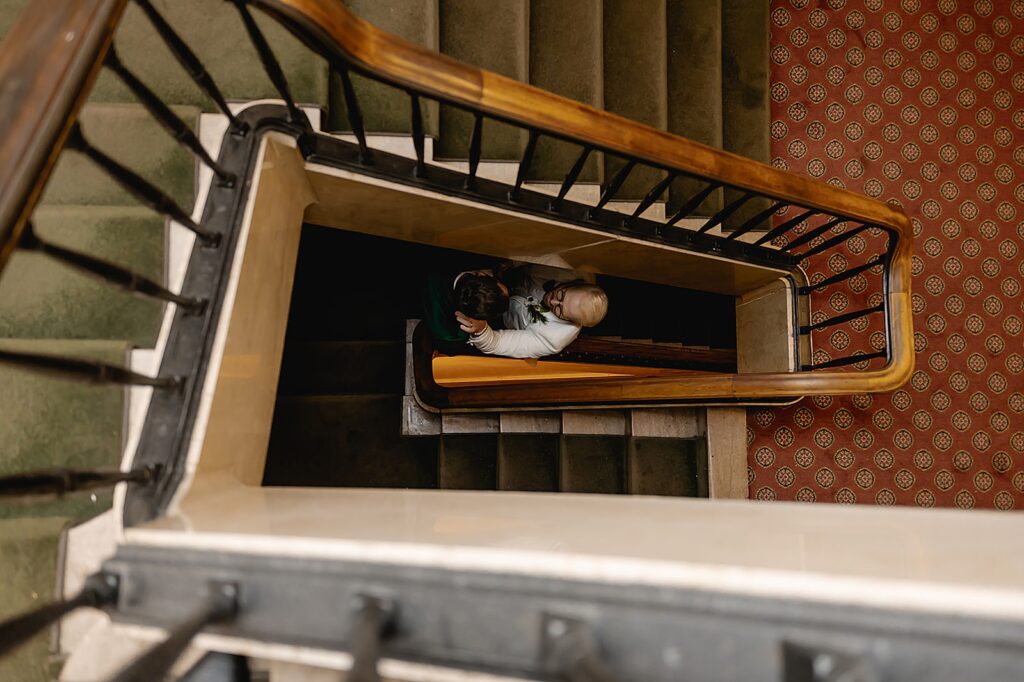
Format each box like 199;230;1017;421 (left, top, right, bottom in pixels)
751;1;1024;509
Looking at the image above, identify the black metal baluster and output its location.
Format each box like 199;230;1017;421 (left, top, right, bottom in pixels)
0;572;118;657
799;257;883;294
105;48;235;185
180;653;251;681
64;124;220;245
550;146;592;211
628;171;676;223
509;131;539;202
698;192;753;233
542;616;619;682
800;304;885;334
410;93;426;177
0;348;181;388
134;0;247;133
589;160;636;218
726;201;786;240
0;465;158;499
464;112;484;190
347;595;396;682
109;582;239;682
230;0;304;124
338;68;371;163
798;224;873;260
19;223;205;311
754;208;817;246
665;181;721;226
779;216;847;252
803;350;887;371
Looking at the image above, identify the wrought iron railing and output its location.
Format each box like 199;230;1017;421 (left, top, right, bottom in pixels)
0;0;915;676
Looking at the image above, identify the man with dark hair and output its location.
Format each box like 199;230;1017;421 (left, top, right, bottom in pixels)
454;272;509;320
423;270;509;355
455;263;608;359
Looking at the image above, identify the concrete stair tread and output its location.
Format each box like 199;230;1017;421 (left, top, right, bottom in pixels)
0;517;71;682
628;437;700;496
602;0;668;199
42;103;198;209
440;434;497;489
721;0;772;229
498;434;559;491
0;339;128;472
528;0;603;183
0;206;165;346
667;0;724;215
437;0;529;160
329;0;438;135
91;0;328;109
560;435;626;493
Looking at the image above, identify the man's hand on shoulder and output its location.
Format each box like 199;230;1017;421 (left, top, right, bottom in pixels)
455;312;488;335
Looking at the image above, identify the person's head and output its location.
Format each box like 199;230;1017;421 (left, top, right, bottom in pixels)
543;283;608;327
455;273;509;320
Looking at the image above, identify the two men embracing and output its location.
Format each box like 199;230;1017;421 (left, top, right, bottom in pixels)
424;262;608;359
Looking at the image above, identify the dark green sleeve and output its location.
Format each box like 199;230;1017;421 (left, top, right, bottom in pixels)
422;272;468;344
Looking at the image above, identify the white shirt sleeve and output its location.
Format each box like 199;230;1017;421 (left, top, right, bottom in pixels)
468;320;581;359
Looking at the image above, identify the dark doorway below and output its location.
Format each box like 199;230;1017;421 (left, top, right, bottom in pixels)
262;225;719;493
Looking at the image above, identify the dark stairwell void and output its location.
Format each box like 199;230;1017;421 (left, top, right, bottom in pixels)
262;226;735;496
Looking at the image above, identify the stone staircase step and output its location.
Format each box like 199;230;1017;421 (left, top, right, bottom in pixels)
42;103;198;209
602;0;668;199
277;340;406;395
527;0;603;183
436;0;529;160
263;394;438;488
499;412;561;434
498;434;559;491
329;0;439;136
667;0;724;215
560;435;625;493
0;517;71;682
0;206;165;346
0;339;128;518
90;0;328;109
439;434;497;489
721;0;772;229
628;437;700;496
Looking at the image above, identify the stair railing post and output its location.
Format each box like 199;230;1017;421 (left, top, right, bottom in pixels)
0;572;119;657
108;581;240;682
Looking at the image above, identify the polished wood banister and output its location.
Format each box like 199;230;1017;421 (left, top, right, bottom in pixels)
0;0;128;273
259;0;912;402
258;0;913;242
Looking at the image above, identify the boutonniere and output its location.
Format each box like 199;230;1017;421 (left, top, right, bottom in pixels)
526;297;548;324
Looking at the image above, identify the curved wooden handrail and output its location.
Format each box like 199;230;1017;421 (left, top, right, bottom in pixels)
0;0;128;273
259;0;913;403
0;0;912;404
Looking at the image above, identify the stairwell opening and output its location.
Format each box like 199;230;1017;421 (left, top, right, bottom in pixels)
260;225;740;497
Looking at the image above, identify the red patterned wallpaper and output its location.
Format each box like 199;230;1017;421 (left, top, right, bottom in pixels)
749;0;1024;509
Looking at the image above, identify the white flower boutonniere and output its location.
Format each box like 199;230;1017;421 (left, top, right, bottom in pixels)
526;297;548;324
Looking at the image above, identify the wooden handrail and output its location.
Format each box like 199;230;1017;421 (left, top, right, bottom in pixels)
0;0;128;273
258;0;913;241
258;0;913;403
0;0;912;403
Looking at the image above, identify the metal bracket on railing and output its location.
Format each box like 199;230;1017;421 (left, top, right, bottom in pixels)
541;615;619;682
782;641;877;682
347;594;397;682
108;581;239;682
0;571;119;657
0;464;160;500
